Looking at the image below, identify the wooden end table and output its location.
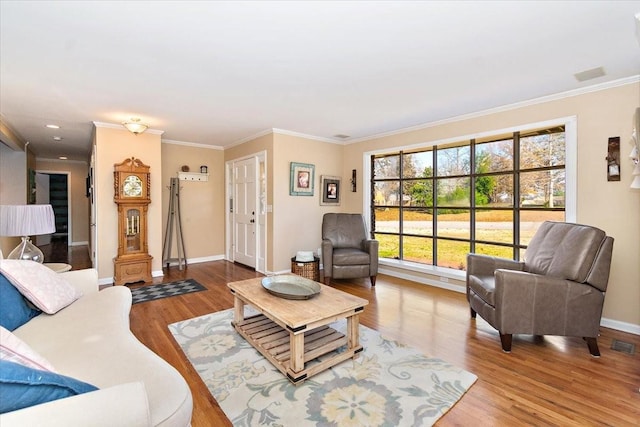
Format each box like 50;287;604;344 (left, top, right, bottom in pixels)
228;276;368;384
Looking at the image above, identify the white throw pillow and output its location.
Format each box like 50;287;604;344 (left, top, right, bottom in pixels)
0;326;56;372
0;260;82;314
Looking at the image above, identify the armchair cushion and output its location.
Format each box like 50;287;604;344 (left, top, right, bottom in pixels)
524;221;606;282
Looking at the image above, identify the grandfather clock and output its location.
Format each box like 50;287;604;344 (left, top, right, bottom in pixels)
113;157;152;285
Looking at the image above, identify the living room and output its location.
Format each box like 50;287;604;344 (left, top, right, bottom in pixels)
1;1;639;425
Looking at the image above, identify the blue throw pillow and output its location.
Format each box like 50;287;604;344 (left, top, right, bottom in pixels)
0;273;40;331
0;360;99;413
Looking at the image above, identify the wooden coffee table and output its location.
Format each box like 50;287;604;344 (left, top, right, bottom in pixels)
228;276;368;384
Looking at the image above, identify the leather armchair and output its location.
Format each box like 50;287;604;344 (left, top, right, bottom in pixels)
321;213;379;286
466;221;614;356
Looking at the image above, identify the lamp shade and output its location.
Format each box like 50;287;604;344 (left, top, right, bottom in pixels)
0;205;56;237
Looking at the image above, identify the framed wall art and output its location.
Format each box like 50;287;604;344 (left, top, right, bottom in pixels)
320;175;341;205
290;162;315;196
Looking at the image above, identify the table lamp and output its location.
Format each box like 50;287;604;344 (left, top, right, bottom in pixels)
0;204;56;263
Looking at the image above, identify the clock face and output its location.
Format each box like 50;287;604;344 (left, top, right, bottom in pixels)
123;175;143;197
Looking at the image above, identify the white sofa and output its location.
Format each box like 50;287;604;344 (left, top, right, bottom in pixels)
0;268;193;426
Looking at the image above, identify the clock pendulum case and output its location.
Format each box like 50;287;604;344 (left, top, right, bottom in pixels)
113;157;152;285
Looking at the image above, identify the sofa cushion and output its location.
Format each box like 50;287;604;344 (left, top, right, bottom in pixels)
0;273;40;331
0;327;55;372
0;360;98;414
0;260;81;314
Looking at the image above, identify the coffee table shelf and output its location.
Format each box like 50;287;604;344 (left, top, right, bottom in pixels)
228;276;368;384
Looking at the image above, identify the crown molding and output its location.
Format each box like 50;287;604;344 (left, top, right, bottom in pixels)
162;139;224;150
346;75;640;144
272;128;343;144
92;121;164;135
225;129;274;149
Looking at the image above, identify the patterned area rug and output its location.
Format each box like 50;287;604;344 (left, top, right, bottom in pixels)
169;309;477;426
131;279;206;304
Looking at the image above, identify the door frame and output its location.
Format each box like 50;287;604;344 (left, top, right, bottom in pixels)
225;150;267;274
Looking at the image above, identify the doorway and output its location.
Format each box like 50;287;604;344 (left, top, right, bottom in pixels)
35;172;70;245
226;152;267;273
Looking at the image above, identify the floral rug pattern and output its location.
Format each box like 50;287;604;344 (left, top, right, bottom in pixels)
169;309;477;427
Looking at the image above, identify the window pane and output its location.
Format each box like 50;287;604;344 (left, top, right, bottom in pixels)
475;139;513;173
437;145;470;176
402;180;433;207
402;209;433;236
374;207;399;233
520;170;565;208
374;181;400;206
437;177;470;206
373;155;400;179
436;239;469;270
436;209;470;239
520;132;565;169
475;243;513;259
376;233;399;259
475;210;513;243
403;151;433;178
475;174;513;207
403;236;433;265
519;210;565;246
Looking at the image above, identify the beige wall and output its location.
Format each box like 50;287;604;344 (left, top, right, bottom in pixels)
161;143;225;260
94;126;162;282
343;82;640;328
35;159;90;245
272;133;344;271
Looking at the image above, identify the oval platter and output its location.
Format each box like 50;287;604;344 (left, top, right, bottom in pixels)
261;274;321;300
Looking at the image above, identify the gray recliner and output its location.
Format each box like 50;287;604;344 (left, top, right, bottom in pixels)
321;213;379;286
466;221;614;356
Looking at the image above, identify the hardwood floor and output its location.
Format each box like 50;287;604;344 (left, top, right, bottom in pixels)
61;245;640;426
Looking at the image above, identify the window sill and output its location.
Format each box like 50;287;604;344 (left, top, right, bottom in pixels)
378;258;466;293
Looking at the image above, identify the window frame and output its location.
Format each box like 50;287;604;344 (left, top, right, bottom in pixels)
362;117;577;278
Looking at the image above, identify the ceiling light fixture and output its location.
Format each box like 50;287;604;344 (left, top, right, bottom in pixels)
122;117;149;135
45;124;60;129
53;136;63;141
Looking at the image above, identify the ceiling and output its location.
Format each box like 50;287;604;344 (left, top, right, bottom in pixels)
1;1;639;162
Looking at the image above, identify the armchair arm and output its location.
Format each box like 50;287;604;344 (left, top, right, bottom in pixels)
362;239;379;275
494;269;605;336
466;253;524;278
321;239;334;277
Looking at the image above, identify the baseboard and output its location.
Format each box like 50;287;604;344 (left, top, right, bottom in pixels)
164;254;225;268
601;317;640;335
70;241;88;247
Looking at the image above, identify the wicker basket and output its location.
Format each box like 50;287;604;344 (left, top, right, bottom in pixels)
290;256;320;282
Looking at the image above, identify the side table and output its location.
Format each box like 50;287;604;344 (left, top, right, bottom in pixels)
290;256;320;282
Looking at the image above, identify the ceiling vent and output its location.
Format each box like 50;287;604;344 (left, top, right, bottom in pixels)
574;67;606;82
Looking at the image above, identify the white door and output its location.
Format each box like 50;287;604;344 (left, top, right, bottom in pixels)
233;158;257;268
35;173;52;246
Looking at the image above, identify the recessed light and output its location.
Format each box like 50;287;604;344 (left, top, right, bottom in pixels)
58;156;68;160
46;124;60;129
53;136;63;141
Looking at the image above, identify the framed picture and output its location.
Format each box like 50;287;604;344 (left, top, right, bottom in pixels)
320;175;341;205
290;162;315;196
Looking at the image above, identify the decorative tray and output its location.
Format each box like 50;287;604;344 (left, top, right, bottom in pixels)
261;275;321;300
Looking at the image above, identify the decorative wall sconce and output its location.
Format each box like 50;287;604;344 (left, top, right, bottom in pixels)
606;137;621;182
122;118;149;135
351;169;357;192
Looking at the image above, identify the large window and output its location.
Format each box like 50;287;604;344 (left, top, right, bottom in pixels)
371;126;566;270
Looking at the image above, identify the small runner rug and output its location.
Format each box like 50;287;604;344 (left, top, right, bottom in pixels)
169;308;477;426
131;279;206;304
